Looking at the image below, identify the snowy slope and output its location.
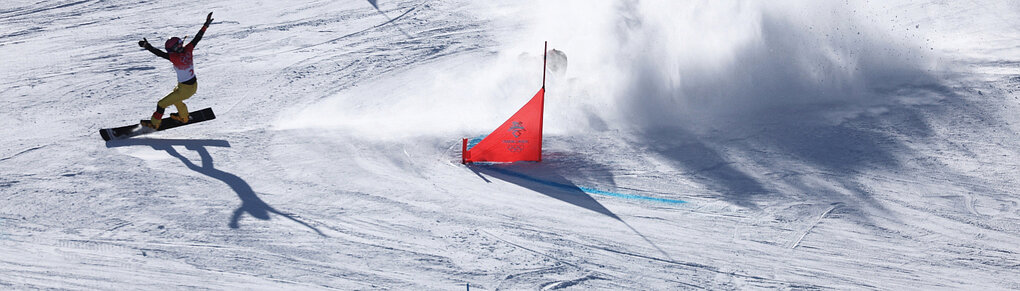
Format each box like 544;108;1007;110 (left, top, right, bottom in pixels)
2;0;1019;289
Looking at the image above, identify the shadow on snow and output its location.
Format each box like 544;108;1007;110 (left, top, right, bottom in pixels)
469;161;675;260
106;138;325;237
365;0;414;39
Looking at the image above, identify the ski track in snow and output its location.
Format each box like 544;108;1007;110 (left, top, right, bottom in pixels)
2;0;1020;289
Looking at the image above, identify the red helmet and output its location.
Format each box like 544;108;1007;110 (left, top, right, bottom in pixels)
165;37;183;52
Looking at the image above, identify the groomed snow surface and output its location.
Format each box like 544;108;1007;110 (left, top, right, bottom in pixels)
2;0;1019;289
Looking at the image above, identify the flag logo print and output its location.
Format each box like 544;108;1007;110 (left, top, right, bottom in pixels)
509;121;526;138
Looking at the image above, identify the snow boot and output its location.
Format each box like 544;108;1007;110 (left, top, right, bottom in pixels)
170;102;189;123
171;112;189;123
145;112;163;129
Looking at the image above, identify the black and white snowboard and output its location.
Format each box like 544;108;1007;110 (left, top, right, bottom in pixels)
100;107;215;141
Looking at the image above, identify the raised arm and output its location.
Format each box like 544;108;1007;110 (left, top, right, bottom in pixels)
138;38;169;60
188;12;214;48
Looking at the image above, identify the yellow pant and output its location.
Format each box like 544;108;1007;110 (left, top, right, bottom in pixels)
157;82;197;119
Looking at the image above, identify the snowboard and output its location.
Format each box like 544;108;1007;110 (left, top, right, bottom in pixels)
100;107;215;141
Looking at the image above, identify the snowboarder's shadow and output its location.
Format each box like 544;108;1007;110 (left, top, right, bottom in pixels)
106;138;325;237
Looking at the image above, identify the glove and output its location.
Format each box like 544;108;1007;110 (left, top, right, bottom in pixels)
204;12;214;27
138;37;148;48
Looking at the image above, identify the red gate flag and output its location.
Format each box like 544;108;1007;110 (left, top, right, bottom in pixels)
463;88;545;163
463;42;548;164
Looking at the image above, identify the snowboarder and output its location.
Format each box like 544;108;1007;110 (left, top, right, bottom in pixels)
137;12;214;129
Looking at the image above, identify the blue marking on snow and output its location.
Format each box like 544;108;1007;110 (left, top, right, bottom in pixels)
478;165;687;205
578;186;687;205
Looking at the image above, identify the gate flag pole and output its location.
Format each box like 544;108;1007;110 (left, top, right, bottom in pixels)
542;41;547;88
539;41;546;162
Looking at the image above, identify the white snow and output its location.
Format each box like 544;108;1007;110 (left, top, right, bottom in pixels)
2;0;1019;289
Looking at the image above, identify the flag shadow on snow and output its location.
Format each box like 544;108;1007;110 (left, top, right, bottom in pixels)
469;163;620;221
282;2;415;54
366;0;413;39
106;138;325;237
469;162;675;260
